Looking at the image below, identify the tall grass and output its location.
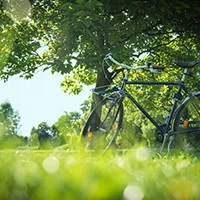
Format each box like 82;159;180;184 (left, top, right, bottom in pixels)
0;147;200;200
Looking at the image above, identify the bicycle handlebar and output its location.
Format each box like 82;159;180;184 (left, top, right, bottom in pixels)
105;53;165;72
105;54;136;70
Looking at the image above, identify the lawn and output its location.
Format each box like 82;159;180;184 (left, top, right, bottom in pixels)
0;147;200;200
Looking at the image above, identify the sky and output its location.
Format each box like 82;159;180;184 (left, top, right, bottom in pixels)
0;71;91;137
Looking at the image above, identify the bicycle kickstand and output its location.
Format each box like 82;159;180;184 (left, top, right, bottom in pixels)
167;136;174;153
160;134;174;153
160;134;168;153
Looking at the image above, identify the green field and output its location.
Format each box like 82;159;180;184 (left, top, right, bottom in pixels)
1;148;200;200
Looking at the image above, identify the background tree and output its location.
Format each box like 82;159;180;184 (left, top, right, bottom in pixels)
0;101;28;148
29;127;39;147
0;101;21;136
30;122;53;149
29;112;82;148
54;111;82;146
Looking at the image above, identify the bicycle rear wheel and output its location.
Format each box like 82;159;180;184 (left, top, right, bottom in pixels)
173;94;200;151
82;96;123;155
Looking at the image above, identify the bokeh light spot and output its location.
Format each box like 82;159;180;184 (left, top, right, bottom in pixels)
176;160;190;171
65;155;76;166
42;155;60;174
123;184;144;200
136;147;149;161
115;156;125;168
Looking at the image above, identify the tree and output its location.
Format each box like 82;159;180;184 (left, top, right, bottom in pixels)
0;101;27;148
0;101;21;136
29;127;39;147
55;112;81;134
54;111;82;145
1;1;200;82
30;122;53;148
29;112;82;148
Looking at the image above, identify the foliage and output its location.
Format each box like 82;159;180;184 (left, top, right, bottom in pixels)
29;112;82;149
0;134;28;149
0;101;28;148
30;122;54;149
54;111;82;147
29;128;40;147
1;149;200;199
0;101;21;136
1;0;200;87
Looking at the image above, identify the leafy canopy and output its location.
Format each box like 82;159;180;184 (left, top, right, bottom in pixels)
0;0;200;93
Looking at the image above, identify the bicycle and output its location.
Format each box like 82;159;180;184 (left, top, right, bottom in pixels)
81;53;200;155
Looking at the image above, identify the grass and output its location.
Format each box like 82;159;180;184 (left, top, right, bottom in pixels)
1;147;200;200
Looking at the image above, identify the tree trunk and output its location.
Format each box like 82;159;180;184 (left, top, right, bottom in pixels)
88;68;113;132
91;68;112;110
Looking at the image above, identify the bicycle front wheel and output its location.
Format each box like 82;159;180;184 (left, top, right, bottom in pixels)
82;96;123;155
173;94;200;151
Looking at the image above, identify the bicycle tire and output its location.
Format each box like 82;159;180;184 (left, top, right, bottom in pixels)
82;96;123;155
173;93;200;151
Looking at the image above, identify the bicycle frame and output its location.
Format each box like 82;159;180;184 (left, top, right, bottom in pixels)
97;67;195;137
123;80;187;135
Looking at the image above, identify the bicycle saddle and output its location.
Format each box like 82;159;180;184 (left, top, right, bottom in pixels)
174;60;200;68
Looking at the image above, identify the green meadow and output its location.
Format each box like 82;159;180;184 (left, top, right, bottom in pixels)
1;148;200;200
